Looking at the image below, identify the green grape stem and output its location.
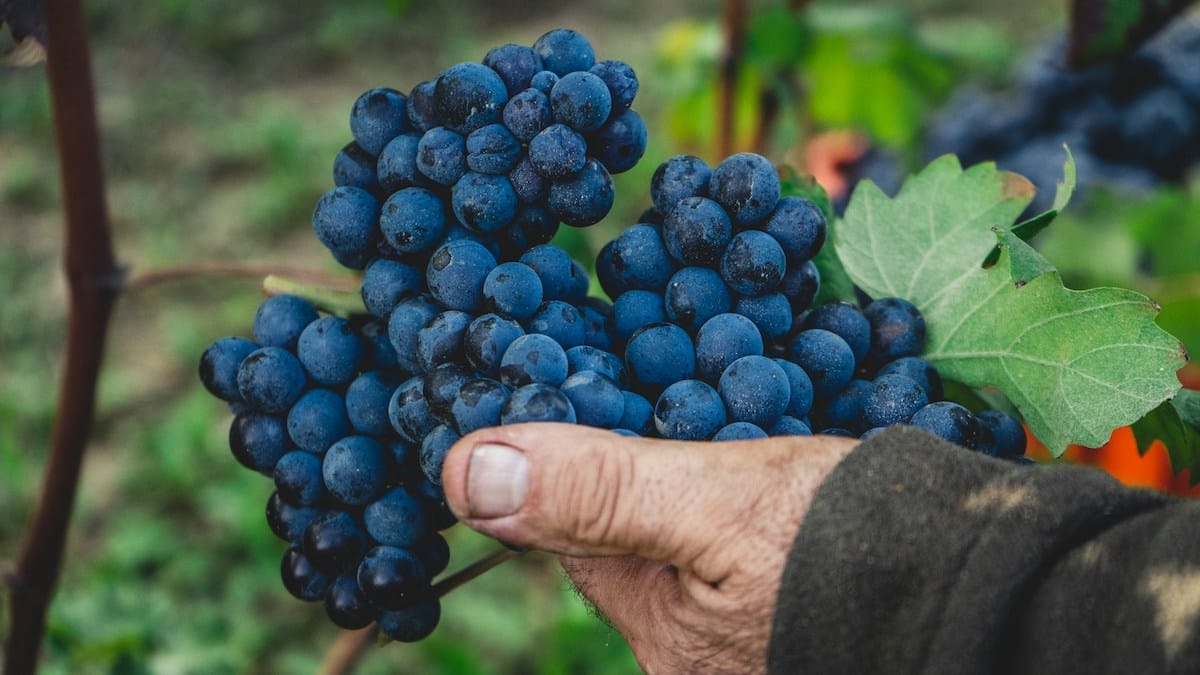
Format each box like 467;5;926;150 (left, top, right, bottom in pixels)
263;274;367;316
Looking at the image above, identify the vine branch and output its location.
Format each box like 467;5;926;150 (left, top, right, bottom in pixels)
5;0;120;672
717;0;749;160
126;261;356;292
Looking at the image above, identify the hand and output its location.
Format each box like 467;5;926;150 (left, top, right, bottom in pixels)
440;423;857;674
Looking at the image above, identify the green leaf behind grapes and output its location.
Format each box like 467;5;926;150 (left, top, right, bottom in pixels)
834;156;1186;455
1131;390;1200;485
1068;0;1197;67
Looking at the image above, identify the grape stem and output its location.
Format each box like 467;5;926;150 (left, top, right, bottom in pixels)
5;0;121;672
263;274;368;316
434;547;522;597
126;261;356;292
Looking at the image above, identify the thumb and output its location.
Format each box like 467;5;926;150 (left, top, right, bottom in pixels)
440;422;854;576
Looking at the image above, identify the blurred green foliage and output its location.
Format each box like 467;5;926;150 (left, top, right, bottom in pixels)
1;0;1197;672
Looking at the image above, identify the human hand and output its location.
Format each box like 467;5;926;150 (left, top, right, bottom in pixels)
440;423;857;674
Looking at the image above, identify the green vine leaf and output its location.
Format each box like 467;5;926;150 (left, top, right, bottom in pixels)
834;156;1186;455
1131;390;1200;485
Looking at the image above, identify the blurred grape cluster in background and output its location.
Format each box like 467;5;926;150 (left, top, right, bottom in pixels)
1;0;1197;672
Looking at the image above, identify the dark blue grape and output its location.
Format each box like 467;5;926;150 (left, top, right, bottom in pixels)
861;374;929;428
651;155;712;214
423;364;473;424
803;301;870;365
357;546;429;611
588;60;638;111
312;186;380;269
199;336;258;402
237;346;307;414
412;534;451;577
426;240;497;313
528;123;587;179
333;141;380;192
451;379;511;435
298;316;363;387
464;313;525;377
438;221;501;259
762;196;826;262
565;345;624;382
267;492;323;543
734;293;792;343
876;356;942;401
358;318;399;372
625;322;696;394
387;295;440;375
466;124;521;175
499;333;569;388
452;171;518;233
389;375;438;444
977;410;1026;458
484;43;544;97
416;127;467;186
508;156;548;204
720;230;786;296
417;423;456;483
533;28;596;76
577;302;613;351
550;71;613;133
527;300;586;349
361;258;423;319
773;358;815;420
638;207;665;225
502;88;553;143
617;390;654;435
501;383;577;424
303;510;368;573
433;62;508;135
863;297;926;367
377;133;426;192
664;267;733;331
230;413;291;474
274;450;327;506
345;371;400;437
563;260;589;303
820;379;871;433
325;574;378;629
718;355;789;428
662;196;733;266
406;80;438;133
287;388;350;455
483;262;543;321
695;313;764;382
654;379;726;441
364;486;430;547
416;310;472;373
254;295;319;351
530;70;559;95
519;244;576;301
612;290;666;343
548;156;615;225
503;207;558;256
379;590;441;642
380;187;447;255
595;240;626;299
709;153;780;226
769;415;813;437
713;422;768;441
323;436;388;506
560;370;624;428
779;260;820;312
789;329;855;399
608;224;675;291
350;87;409;156
282;546;332;602
910;401;981;449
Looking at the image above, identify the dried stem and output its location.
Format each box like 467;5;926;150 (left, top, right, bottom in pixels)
717;0;749;159
433;548;521;597
5;0;121;672
126;261;354;292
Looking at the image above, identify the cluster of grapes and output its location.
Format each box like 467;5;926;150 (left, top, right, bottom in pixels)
199;300;450;641
590;153;1027;454
198;29;1028;644
317;27;645;271
926;15;1200;213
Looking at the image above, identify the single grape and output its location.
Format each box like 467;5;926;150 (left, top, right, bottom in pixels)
379;590;442;642
406;80;438;133
426;240;497;313
253;295;318;351
910;401;982;449
483;43;544;97
230;413;291;474
325;574;378;629
769;415;813;437
708;153;780;227
350;87;409;156
433;62;508;135
565;345;625;383
389;375;438;444
528;123;587;179
718;355;790;428
772;358;815;420
345;370;401;437
323;436;388;506
281;545;332;602
464;313;526;377
412;534;451;578
333;141;380;192
695;313;764;383
788;329;856;400
617;390;655;435
237;346;307;414
550;71;613;133
761;196;826;262
720;230;786;296
651;155;711;214
466;123;521;175
778;260;821;313
357;546;429;611
560;370;624;428
452;171;518;234
364;486;430;548
361;258;423;318
607;224;675;292
664;267;733;331
977;410;1027;458
297;316;363;387
532;28;596;76
416;127;468;186
387;295;440;375
612;290;666;343
416;310;472;373
863;297;926;367
500;333;569;388
379;187;448;255
734;294;793;344
377;133;426;192
274;450;327;506
654;379;726;441
861;374;929;428
303;510;369;574
588;60;638;112
547;158;615;227
625;322;696;395
803;302;871;365
530;70;559;95
877;356;943;401
662;196;733;267
713;421;769;441
501;383;578;424
527;300;586;349
287;388;350;455
199;336;258;403
508;155;548;203
451;378;512;435
267;492;324;543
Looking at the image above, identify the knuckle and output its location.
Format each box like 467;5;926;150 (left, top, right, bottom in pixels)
555;444;639;547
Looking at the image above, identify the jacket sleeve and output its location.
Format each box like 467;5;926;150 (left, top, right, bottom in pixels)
767;425;1200;675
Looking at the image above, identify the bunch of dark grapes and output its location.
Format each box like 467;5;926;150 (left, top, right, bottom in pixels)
926;14;1200;214
593;153;1027;457
199;29;1025;643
